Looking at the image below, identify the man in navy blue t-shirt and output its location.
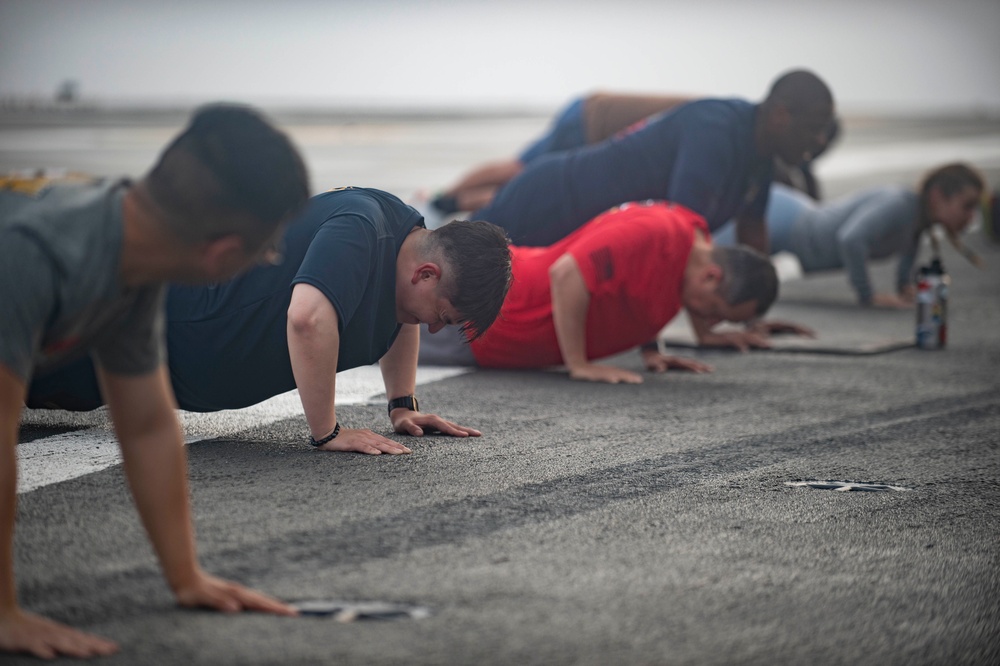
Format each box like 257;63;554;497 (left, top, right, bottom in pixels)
28;187;512;455
429;90;836;216
475;70;834;255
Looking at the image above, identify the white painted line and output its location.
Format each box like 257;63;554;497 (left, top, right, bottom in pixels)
16;431;125;495
17;365;469;494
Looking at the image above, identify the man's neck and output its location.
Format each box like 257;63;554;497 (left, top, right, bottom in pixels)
396;226;430;271
119;184;183;287
685;229;713;277
752;104;773;159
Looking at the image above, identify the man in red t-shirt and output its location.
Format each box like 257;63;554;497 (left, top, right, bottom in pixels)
419;201;779;384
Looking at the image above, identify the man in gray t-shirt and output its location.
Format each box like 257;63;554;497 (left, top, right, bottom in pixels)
0;104;309;660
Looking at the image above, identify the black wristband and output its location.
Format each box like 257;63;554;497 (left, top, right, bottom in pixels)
309;422;340;447
388;395;419;416
639;341;660;353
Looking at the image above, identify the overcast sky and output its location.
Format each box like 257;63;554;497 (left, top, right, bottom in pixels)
1;0;998;114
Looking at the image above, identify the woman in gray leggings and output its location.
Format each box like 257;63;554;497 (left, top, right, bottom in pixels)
714;163;985;307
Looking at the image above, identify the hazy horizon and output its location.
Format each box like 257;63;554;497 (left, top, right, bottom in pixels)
2;0;999;116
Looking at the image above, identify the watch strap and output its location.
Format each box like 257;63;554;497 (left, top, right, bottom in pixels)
388;395;419;415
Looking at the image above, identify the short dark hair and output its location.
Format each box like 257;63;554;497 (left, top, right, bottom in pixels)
426;220;512;341
919;162;984;204
916;162;986;256
144;103;310;249
712;245;778;317
763;69;834;114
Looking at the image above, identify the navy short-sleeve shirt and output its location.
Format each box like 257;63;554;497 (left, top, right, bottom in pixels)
166;187;423;411
475;98;773;247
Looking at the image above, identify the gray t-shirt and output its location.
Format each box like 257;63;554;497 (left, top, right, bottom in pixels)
0;178;165;384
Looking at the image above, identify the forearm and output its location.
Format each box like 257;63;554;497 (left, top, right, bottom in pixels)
0;370;26;613
554;301;591;368
549;255;591;370
287;285;341;439
1;432;17;614
379;324;418;402
838;237;873;304
896;249;917;294
735;216;769;255
288;330;339;437
99;367;201;592
117;416;200;592
97;368;296;619
688;311;717;343
448;160;524;194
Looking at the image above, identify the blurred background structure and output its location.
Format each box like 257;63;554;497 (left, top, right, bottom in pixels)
1;0;999;115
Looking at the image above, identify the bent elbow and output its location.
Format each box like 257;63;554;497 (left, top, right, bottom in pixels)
287;302;322;337
549;254;577;285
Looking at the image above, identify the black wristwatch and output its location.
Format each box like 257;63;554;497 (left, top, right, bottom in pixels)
309;422;340;447
388;395;419;416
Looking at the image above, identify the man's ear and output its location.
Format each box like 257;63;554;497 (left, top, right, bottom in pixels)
704;262;724;288
411;262;442;285
201;234;246;274
927;184;945;209
768;102;792;131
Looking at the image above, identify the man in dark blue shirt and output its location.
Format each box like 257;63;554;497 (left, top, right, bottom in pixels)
430;90;838;217
474;70;835;256
28;187;512;455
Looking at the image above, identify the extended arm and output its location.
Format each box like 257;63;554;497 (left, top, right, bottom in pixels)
287;283;409;454
550;254;642;384
837;218;877;306
837;194;914;308
895;247;918;303
379;324;480;438
99;364;295;616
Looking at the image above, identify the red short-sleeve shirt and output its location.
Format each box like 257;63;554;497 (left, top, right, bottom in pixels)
470;201;707;368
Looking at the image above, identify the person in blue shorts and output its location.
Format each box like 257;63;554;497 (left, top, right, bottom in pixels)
28;187;513;456
712;163;986;306
472;70;834;255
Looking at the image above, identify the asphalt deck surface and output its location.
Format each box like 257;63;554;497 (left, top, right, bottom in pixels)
4;110;1000;665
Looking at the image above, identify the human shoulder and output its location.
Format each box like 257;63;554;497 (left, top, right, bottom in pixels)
585;201;696;246
304;187;383;226
666;98;754;126
0;230;60;381
1;179;125;271
646;98;753;159
0;225;60;300
303;186;421;239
